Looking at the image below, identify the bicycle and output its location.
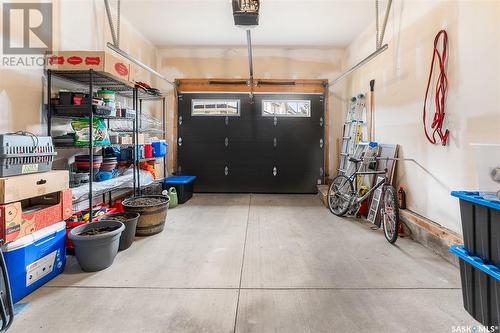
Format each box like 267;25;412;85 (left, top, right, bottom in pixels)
327;156;400;244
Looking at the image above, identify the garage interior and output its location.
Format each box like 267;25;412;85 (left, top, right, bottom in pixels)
0;0;499;332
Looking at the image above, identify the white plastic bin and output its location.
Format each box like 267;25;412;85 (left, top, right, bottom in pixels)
471;143;500;194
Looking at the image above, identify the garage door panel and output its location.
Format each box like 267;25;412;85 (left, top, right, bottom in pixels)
182;161;230;193
177;92;325;193
234;169;277;191
180;125;228;140
178;142;226;162
178;154;226;173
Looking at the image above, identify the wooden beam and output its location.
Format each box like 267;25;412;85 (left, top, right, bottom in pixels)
317;185;329;207
400;210;463;245
177;78;327;94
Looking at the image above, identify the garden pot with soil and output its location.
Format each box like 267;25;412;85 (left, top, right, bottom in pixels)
101;212;140;251
122;195;169;236
68;220;125;272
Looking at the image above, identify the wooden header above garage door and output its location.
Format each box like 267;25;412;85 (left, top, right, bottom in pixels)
176;79;328;94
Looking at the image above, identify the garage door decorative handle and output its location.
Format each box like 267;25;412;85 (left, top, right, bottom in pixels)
320;139;324;149
273;167;278;176
273;138;277;148
225;137;229;147
225;166;229;176
274;117;278;126
179;116;183;126
225;116;229;126
178;137;183;146
320;117;324;127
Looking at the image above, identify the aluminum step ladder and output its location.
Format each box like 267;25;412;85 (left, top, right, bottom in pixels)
338;94;366;175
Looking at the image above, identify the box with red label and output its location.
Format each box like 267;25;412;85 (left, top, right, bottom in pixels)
45;51;131;84
0;189;72;244
129;62;138;85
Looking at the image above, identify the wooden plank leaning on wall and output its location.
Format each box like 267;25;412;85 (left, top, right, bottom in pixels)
173;78;329;177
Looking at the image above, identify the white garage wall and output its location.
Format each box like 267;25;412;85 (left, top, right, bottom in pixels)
339;0;500;233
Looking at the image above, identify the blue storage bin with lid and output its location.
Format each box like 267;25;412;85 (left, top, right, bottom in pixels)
152;140;168;158
2;222;66;303
162;176;196;204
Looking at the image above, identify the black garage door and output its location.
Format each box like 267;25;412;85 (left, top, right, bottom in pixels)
176;92;325;193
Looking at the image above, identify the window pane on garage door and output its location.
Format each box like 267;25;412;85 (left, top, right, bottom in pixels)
192;99;240;116
262;100;311;117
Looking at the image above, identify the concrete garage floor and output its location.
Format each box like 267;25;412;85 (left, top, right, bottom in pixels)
11;194;475;332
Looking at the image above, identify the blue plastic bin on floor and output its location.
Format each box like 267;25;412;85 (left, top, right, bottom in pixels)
162;176;196;204
2;222;66;303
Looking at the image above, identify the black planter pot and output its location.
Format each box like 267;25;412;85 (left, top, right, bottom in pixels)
101;212;140;251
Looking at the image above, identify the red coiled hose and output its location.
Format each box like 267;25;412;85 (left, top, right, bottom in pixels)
423;30;449;146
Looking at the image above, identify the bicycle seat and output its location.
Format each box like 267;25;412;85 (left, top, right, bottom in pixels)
349;157;362;164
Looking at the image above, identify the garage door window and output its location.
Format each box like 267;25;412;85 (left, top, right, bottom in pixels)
262;100;311;117
192;99;240;116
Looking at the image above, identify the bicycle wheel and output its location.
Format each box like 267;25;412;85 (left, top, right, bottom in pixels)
382;185;400;244
328;175;354;216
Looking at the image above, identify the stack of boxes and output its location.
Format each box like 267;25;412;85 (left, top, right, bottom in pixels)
0;146;72;302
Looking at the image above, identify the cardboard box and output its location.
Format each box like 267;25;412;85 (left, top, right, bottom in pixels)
46;51;131;84
128;63;138;85
154;159;165;180
0;170;69;204
119;136;133;145
0;189;72;244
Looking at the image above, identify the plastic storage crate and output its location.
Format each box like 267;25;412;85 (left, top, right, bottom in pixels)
451;191;500;267
162;176;196;204
0;134;56;177
2;222;66;303
450;245;500;329
152;140;167;157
